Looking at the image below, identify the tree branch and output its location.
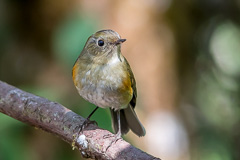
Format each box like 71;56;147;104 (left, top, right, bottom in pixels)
0;80;160;160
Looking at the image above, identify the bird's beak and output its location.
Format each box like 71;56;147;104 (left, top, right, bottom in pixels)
115;39;126;45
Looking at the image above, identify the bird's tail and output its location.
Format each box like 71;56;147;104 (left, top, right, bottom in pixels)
110;106;146;137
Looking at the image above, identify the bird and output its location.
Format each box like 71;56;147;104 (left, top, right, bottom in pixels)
72;29;146;140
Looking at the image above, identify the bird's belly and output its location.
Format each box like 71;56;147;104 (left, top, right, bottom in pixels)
77;73;132;110
78;83;127;109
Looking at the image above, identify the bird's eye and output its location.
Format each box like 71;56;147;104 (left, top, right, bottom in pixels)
98;40;104;46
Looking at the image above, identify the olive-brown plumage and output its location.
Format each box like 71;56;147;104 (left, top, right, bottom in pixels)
72;29;145;137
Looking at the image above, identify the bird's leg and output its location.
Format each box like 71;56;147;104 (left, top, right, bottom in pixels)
80;106;99;131
115;110;122;139
105;110;122;151
72;106;99;149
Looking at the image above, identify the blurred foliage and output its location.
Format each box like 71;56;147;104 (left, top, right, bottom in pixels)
53;11;98;69
166;0;240;160
0;0;240;160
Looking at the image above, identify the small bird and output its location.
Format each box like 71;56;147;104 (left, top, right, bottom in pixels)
72;29;146;139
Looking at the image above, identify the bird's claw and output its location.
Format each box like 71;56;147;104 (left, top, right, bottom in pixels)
105;132;122;151
80;118;98;132
72;118;98;150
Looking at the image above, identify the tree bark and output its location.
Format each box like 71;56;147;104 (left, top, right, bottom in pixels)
0;80;160;160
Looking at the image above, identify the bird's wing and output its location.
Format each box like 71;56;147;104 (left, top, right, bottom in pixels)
124;57;137;109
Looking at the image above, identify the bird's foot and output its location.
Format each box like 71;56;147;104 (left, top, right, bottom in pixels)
72;118;98;150
104;132;122;151
80;118;98;132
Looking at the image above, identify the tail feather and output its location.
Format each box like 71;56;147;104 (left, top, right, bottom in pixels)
110;109;129;135
110;106;146;137
124;105;146;137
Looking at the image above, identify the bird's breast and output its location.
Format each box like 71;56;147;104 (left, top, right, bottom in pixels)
73;59;133;109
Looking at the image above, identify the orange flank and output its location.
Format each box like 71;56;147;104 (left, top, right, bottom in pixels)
121;74;133;97
72;61;79;86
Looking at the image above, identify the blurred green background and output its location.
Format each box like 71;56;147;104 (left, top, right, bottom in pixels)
0;0;240;160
